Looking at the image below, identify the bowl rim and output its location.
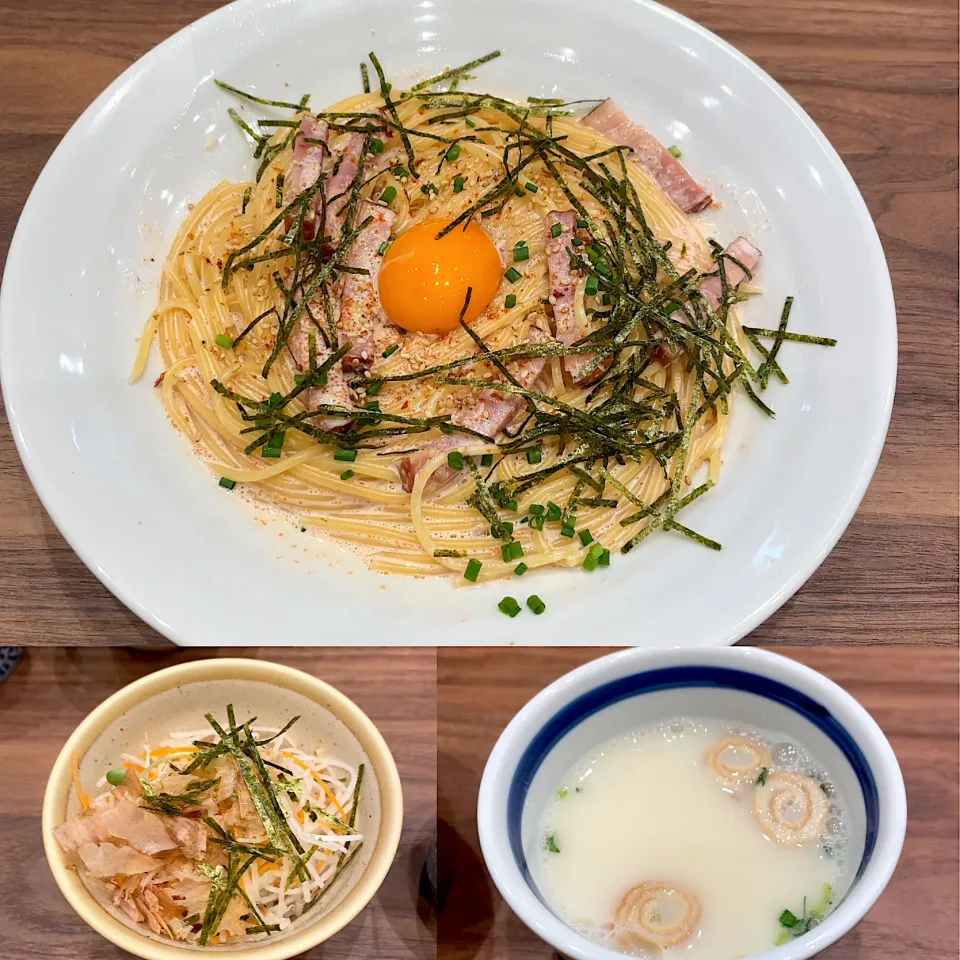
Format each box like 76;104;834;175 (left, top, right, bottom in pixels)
42;657;404;960
477;646;907;960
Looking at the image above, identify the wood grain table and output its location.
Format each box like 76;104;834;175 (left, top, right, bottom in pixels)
437;645;959;959
0;0;957;646
0;647;437;960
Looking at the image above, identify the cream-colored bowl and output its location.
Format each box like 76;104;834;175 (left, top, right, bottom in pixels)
42;658;403;959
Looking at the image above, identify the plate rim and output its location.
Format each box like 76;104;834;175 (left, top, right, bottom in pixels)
0;0;897;646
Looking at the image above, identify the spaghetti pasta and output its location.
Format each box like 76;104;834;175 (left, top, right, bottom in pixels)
131;51;814;585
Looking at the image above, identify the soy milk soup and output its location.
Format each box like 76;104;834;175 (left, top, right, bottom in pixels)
537;720;851;959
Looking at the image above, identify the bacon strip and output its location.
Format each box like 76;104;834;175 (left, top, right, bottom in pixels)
288;318;356;429
545;210;603;385
582;99;712;214
338;200;397;371
397;328;550;493
285;116;329;242
699;236;761;311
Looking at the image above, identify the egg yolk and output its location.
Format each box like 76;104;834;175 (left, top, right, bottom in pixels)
378;218;502;334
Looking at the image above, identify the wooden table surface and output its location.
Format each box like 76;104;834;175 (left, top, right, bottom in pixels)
0;647;437;960
0;0;957;646
437;645;959;959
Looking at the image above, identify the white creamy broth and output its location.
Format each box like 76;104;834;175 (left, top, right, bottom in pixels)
537;720;850;959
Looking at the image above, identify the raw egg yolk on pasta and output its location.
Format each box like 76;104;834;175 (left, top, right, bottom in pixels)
378;218;502;334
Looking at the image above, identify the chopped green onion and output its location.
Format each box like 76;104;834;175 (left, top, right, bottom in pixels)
557;786;568;799
215;334;234;349
571;237;583;246
262;447;281;459
481;453;494;467
380;186;398;204
445;144;461;162
382;344;400;358
561;524;575;538
334;449;357;462
218;477;236;490
268;392;283;407
420;182;438;196
393;165;410;179
509;541;524;560
366;380;383;396
527;449;542;465
578;529;593;546
504;500;518;512
364;400;381;411
757;767;769;786
514;562;529;576
598;548;611;567
340;469;355;480
369;137;385;154
545;833;560;853
665;301;680;315
498;596;521;617
106;768;127;787
585;276;599;296
464;558;482;582
529;504;545;516
779;910;799;929
505;293;517;308
514;245;530;262
447;451;464;470
265;432;285;450
576;218;588;229
502;521;514;537
530;515;545;531
527;595;546;615
583;542;605;571
377;241;389;256
465;117;477;127
550;222;563;238
601;293;611;306
524;181;539;193
505;267;522;283
546;502;562;522
453;175;465;193
668;144;682;158
500;543;513;562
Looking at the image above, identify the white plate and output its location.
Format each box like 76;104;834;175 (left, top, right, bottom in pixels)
0;0;896;646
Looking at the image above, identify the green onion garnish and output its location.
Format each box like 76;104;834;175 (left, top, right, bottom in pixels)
578;529;593;546
585;276;599;296
218;477;236;490
571;237;583;246
365;400;381;411
262;447;281;459
546;502;562;522
514;562;529;576
598;548;610;567
380;186;398;204
530;515;545;531
334;449;357;462
504;500;518;512
505;267;522;283
465;117;477;127
558;786;568;799
106;768;127;787
668;144;682;158
215;334;234;349
524;181;539;193
382;344;400;358
377;241;389;256
545;833;560;853
453;175;465;193
510;541;524;560
340;469;355;480
550;222;563;238
481;453;494;467
576;218;588;229
583;542;605;570
514;245;530;262
527;449;542;465
369;137;385;154
561;524;575;538
527;595;546;615
447;451;464;470
464;558;482;582
498;596;521;617
500;543;513;562
366;380;383;396
445;144;461;162
529;504;545;516
505;293;517;308
501;521;514;537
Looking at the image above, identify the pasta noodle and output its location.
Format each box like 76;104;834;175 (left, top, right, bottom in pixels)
131;59;758;584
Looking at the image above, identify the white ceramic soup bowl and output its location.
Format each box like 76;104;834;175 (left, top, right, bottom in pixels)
477;647;906;960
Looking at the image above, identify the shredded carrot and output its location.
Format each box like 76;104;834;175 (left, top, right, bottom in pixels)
283;752;347;820
71;754;90;810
